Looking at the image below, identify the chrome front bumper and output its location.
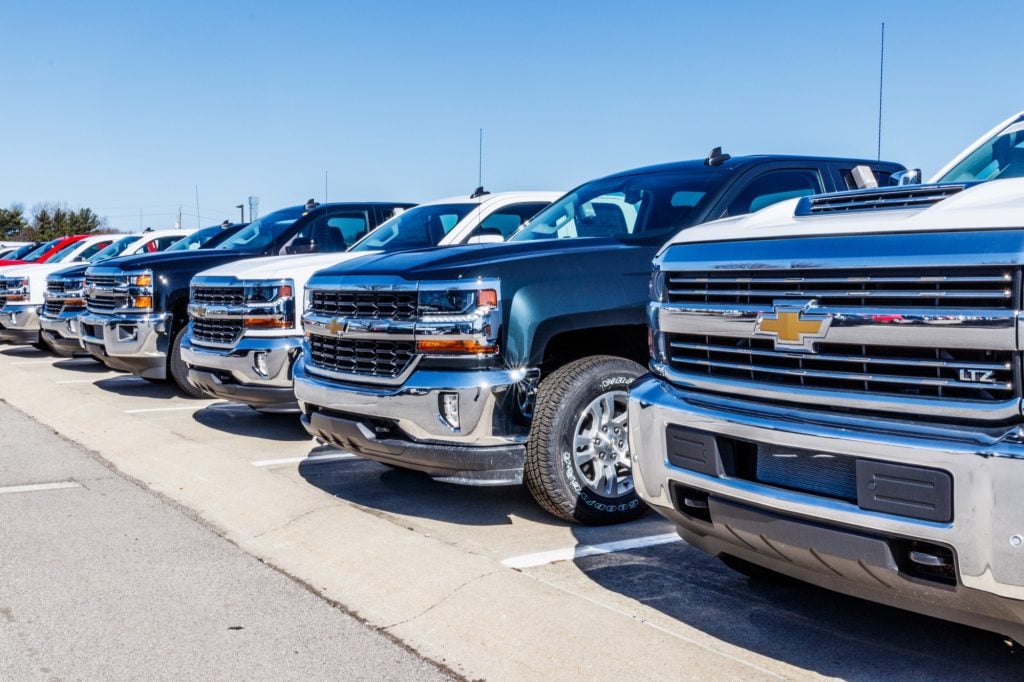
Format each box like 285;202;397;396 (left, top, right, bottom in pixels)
628;374;1024;642
39;308;86;354
294;358;528;484
79;311;172;379
182;334;302;411
0;304;40;344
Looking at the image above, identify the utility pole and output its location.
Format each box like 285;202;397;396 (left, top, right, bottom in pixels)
177;206;182;229
195;185;201;229
324;170;328;204
877;22;885;161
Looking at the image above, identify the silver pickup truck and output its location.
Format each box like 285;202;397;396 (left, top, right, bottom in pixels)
630;116;1024;641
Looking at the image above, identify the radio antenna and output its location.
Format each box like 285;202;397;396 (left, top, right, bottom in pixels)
478;128;483;188
876;22;885;161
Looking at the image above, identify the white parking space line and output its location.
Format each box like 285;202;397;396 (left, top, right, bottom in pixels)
0;481;81;495
251;453;359;468
124;405;210;414
502;533;681;569
57;376;142;385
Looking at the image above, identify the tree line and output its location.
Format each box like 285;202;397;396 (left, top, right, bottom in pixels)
0;203;106;242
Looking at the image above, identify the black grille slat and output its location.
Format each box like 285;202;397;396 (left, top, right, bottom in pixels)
309;290;417;320
193;286;245;306
309;336;415;378
86;274;128;313
666;333;1015;402
666;267;1014;310
192;319;243;346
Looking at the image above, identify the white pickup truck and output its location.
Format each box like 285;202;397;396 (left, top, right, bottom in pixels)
630;112;1024;641
182;191;559;411
0;234;118;345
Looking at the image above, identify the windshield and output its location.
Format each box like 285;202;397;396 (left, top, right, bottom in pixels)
350;203;475;253
215;207;305;252
509;170;722;242
167;226;221;251
42;240;83;263
20;239;63;262
938;116;1024;183
50;238;110;263
5;244;37;260
89;235;138;262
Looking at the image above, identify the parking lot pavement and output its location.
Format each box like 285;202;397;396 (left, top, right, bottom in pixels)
1;345;1022;680
0;396;451;681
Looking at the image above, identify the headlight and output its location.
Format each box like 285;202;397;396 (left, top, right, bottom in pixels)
126;270;154;311
244;283;293;303
4;277;29;302
418;288;498;316
649;268;667;303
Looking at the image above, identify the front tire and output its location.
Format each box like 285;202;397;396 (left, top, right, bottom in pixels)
169;326;208;398
524;355;647;525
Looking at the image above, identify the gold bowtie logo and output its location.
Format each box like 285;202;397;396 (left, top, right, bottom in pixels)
754;303;830;351
326;318;346;335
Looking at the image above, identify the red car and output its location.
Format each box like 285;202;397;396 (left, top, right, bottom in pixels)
0;235;91;267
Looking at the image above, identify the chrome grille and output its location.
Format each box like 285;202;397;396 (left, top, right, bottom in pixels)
87;294;127;313
193;286;244;306
47;280;68;294
309;290;417;320
667;268;1014;310
665;333;1015;403
795;184;967;215
192;319;243;346
44;300;64;315
308;336;415;378
86;274;124;289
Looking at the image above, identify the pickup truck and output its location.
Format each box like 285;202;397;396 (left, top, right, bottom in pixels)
630;115;1024;640
183;191;558;412
0;234;117;345
38;229;200;355
80;201;412;394
293;152;903;523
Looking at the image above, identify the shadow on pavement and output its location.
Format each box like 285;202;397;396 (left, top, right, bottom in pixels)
571;532;1020;677
93;377;182;401
1;346;47;358
298;452;557;527
53;357;120;374
192;408;311;442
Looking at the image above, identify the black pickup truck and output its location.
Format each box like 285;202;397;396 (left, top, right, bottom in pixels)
80;200;413;395
294;152;904;523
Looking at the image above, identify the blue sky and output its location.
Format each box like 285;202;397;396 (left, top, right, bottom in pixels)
1;1;1020;229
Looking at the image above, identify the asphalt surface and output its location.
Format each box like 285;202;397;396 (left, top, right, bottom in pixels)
2;346;1024;679
0;400;452;681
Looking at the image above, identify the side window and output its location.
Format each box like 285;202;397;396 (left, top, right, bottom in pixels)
839;167;893;190
76;240;112;260
724;169;824;217
326;212;370;247
474;202;551;239
154;236;182;251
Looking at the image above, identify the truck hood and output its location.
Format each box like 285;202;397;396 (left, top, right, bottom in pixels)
196;251;377;281
47;263;90;279
93;248;260;273
665;178;1024;247
316;238;642;282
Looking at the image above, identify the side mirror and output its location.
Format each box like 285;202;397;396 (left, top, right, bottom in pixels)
890;169;922;186
286;237;318;255
467;234;505;245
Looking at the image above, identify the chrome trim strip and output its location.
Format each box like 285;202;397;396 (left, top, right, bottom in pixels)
652;362;1022;421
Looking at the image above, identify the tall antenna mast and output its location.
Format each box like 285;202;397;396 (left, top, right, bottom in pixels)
195;185;201;229
478;128;483;188
325;170;328;204
877;22;885;161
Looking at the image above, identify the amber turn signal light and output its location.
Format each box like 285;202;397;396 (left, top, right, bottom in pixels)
477;289;498;307
244;317;292;329
416;339;498;354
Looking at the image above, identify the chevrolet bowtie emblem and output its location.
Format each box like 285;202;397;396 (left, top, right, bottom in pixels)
326;318;346;335
754;302;831;351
